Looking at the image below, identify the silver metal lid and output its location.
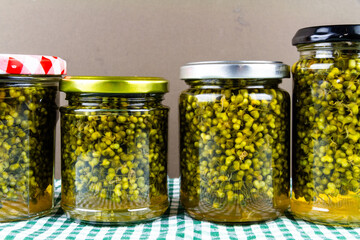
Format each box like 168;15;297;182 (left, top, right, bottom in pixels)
180;61;290;79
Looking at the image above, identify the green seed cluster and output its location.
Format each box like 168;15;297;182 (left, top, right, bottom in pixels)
0;85;57;206
61;96;168;211
180;84;290;216
293;50;360;201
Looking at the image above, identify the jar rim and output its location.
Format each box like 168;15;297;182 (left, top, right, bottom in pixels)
0;75;62;83
180;61;290;80
60;76;168;94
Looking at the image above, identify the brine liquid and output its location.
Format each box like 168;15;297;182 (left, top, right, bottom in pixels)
291;191;360;227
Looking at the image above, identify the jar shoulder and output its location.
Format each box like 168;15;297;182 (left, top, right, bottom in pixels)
180;87;289;102
60;105;169;113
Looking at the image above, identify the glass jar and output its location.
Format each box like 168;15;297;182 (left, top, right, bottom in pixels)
292;25;360;226
60;76;169;224
0;54;66;221
179;61;290;223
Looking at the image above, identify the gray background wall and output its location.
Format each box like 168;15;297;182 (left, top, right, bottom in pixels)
0;0;359;178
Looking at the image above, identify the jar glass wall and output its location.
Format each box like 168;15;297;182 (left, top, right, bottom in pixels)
179;61;290;223
60;76;169;224
0;76;60;221
292;40;360;226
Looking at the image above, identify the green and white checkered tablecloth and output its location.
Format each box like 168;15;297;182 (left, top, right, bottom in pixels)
0;178;359;240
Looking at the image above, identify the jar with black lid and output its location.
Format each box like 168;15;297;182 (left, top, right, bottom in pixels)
179;61;290;223
292;25;360;226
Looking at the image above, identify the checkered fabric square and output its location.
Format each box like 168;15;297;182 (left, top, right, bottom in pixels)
0;179;359;240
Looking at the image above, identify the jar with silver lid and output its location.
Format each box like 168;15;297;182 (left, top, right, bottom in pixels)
179;61;290;223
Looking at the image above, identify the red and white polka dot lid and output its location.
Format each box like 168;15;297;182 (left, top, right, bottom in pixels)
0;54;67;75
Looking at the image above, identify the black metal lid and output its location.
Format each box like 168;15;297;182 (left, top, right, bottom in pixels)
292;24;360;45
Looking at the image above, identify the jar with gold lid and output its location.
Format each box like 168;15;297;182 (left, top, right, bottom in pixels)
60;76;169;224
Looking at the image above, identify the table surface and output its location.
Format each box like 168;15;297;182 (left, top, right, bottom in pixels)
0;179;359;240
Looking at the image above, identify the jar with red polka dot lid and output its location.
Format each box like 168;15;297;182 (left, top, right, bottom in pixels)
0;54;66;222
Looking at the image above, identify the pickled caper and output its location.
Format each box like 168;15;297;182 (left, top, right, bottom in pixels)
60;94;168;222
0;84;57;219
180;79;290;222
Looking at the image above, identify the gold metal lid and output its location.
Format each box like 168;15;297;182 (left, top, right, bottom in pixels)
60;76;168;93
